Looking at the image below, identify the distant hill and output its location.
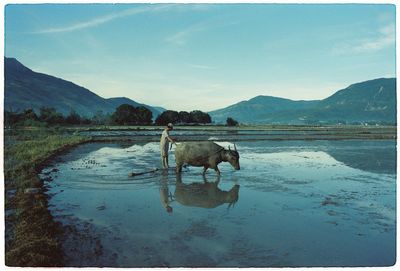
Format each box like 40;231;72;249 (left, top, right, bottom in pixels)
4;57;163;118
209;78;396;124
5;57;395;124
314;78;396;123
210;96;319;124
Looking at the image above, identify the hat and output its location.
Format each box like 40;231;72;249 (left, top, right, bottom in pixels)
167;123;173;128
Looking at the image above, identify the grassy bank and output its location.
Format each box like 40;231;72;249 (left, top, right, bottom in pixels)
4;128;91;266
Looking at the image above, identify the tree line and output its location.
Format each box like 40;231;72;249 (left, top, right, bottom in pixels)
4;107;93;127
155;110;211;125
4;104;213;127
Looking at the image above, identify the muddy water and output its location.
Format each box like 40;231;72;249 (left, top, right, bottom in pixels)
41;140;396;267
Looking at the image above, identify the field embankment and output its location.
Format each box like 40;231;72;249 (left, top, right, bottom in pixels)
74;124;397;142
4;128;91;266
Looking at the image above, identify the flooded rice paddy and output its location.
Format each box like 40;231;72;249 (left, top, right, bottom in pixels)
40;134;396;267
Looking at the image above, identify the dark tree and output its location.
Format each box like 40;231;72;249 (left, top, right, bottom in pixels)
65;110;81;125
155;110;180;125
91;110;109;125
111;104;153;125
22;109;39;121
226;117;239;126
39;107;65;125
178;111;191;123
111;104;136;125
80;118;92;125
189;110;212;124
4;111;21;127
4;109;39;127
136;106;153;125
18;108;42;126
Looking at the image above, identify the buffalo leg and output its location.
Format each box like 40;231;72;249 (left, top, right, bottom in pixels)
215;166;221;176
203;166;209;175
176;163;183;173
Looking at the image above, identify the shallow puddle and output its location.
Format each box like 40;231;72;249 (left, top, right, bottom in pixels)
41;140;396;267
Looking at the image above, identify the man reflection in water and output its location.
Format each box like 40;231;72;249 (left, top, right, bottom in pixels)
160;123;176;169
160;172;173;213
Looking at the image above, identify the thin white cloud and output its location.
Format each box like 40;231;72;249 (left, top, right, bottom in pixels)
165;22;208;45
332;23;395;56
188;63;216;70
166;20;238;46
352;24;395;53
32;4;172;34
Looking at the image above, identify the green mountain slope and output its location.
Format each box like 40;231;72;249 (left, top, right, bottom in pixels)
210;95;319;124
209;78;396;124
4;57;163;118
315;78;396;122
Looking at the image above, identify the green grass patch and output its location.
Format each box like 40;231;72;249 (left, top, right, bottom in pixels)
4;128;91;266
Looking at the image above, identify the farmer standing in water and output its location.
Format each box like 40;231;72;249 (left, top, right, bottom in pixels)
160;123;176;169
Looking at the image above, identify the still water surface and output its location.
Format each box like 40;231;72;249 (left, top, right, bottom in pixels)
41;140;396;267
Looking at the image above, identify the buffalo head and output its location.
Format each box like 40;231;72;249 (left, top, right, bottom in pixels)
227;144;240;170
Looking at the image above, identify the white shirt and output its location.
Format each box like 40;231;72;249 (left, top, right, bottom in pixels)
160;129;170;149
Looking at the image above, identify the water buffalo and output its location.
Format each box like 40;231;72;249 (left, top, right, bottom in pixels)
175;141;240;175
174;175;240;209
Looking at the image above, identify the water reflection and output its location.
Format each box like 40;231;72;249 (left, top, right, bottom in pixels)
160;171;173;213
43;139;395;267
174;174;240;209
239;140;396;175
325;141;396;174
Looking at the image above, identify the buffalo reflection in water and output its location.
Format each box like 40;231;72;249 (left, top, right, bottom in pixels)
174;174;240;209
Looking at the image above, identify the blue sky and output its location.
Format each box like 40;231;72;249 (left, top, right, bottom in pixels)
4;3;396;111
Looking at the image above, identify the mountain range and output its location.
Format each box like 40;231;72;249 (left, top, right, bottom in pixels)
209;78;396;124
4;57;165;118
4;57;396;124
